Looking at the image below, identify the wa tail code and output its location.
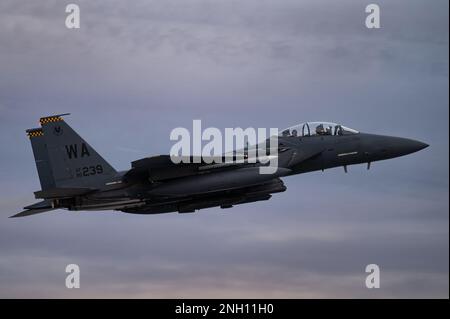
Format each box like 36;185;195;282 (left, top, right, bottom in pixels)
65;143;91;159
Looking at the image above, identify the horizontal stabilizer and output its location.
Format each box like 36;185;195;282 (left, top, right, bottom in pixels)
10;207;57;218
34;187;96;199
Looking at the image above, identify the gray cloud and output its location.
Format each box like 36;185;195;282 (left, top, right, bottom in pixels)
0;0;448;298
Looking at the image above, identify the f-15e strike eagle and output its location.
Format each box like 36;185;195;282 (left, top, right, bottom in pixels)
11;114;428;217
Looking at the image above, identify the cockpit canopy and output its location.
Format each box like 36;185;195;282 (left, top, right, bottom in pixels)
279;122;359;137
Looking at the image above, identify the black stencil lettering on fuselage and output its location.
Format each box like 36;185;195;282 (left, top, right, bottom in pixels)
65;143;91;159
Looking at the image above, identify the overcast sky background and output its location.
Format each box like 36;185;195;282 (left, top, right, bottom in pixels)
0;0;448;298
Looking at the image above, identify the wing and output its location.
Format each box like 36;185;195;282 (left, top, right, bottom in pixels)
125;139;325;183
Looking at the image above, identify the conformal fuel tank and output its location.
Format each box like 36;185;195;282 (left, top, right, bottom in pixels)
148;167;291;197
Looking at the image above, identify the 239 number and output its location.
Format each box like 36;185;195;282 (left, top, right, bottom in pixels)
76;164;103;177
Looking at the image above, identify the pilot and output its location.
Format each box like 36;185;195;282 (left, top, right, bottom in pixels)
315;124;326;135
291;129;298;137
325;126;332;135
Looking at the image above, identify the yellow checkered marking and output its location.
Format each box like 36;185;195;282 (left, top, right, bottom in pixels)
27;130;44;138
39;116;63;125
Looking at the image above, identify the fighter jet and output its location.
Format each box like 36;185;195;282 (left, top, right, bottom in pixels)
11;115;428;217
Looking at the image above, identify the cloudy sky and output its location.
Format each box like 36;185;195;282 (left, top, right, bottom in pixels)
0;0;448;298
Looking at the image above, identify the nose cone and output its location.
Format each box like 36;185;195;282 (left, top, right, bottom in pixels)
393;138;428;155
361;134;429;162
383;136;429;158
411;140;429;152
